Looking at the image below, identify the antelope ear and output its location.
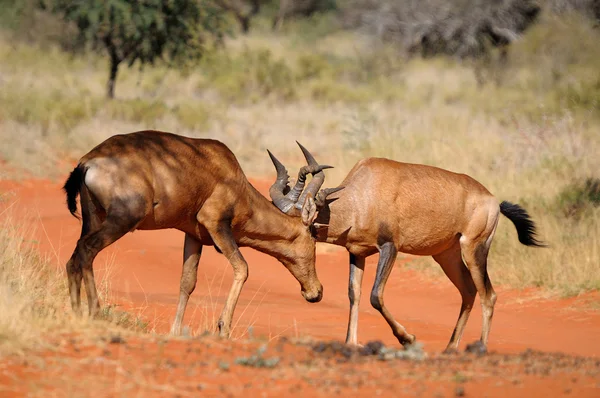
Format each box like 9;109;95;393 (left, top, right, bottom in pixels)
301;192;318;227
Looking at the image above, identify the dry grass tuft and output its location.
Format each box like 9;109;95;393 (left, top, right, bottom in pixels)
0;208;149;355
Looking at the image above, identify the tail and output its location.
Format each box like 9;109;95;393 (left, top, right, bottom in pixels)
63;164;85;220
499;201;546;247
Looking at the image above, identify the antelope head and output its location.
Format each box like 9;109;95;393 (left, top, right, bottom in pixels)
266;142;342;302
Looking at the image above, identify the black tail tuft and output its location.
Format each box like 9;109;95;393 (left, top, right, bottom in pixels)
499;201;546;247
63;165;85;220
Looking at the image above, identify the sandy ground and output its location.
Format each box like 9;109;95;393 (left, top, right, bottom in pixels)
0;177;599;397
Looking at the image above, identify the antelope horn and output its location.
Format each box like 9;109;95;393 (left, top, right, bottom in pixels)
285;164;333;203
267;149;295;213
297;141;332;170
315;186;345;208
295;142;333;209
284;141;332;203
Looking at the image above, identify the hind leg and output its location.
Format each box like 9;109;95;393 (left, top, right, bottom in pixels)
66;187;104;314
170;233;203;335
460;234;497;353
67;195;145;316
433;243;477;353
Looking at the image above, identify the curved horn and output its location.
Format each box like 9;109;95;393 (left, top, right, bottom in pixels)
284;141;332;203
315;186;345;208
295;142;332;209
267;150;295;213
285;164;332;203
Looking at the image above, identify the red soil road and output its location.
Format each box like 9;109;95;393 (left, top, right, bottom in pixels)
1;177;599;357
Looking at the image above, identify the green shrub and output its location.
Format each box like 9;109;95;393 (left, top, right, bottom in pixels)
277;12;341;43
173;103;212;131
558;79;600;116
0;86;99;132
296;53;333;80
307;80;367;103
556;178;600;218
198;48;297;102
103;98;168;125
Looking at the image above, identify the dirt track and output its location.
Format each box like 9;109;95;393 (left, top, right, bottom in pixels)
1;177;599;396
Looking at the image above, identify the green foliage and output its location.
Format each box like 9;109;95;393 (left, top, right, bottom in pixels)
0;85;99;132
46;0;228;97
296;53;333;80
103;98;168;125
0;0;30;31
277;11;341;43
307;80;368;103
173;103;212;130
506;12;600;110
198;48;296;102
0;83;212;132
556;178;600;218
558;79;600;117
49;0;224;63
194;46;407;104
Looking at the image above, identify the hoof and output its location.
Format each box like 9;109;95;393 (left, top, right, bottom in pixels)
443;347;459;355
401;334;417;347
346;342;364;349
217;320;230;338
465;340;487;355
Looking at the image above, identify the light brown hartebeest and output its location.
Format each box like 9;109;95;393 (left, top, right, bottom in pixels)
268;152;545;353
63;130;337;337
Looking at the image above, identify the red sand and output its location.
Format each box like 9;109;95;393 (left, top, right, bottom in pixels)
1;177;599;396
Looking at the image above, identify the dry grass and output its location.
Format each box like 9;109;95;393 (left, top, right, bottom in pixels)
0;207;149;356
0;209;261;356
0;198;264;355
0;11;599;296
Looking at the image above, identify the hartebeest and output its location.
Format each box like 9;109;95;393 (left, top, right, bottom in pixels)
62;130;337;337
268;153;545;353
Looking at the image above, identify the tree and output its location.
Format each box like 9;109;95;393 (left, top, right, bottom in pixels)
48;0;226;98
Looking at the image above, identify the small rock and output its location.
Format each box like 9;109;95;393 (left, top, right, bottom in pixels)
455;386;465;397
218;361;230;371
465;341;486;356
360;341;385;356
109;335;125;344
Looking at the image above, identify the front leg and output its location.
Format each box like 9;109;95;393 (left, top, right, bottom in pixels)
371;242;416;346
205;222;249;338
345;253;365;346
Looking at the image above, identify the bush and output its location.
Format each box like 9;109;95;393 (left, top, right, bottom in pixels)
198;48;297;102
0;86;99;133
558;79;600;116
556;178;600;218
173;103;212;131
103;99;169;125
341;0;540;59
296;53;333;80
